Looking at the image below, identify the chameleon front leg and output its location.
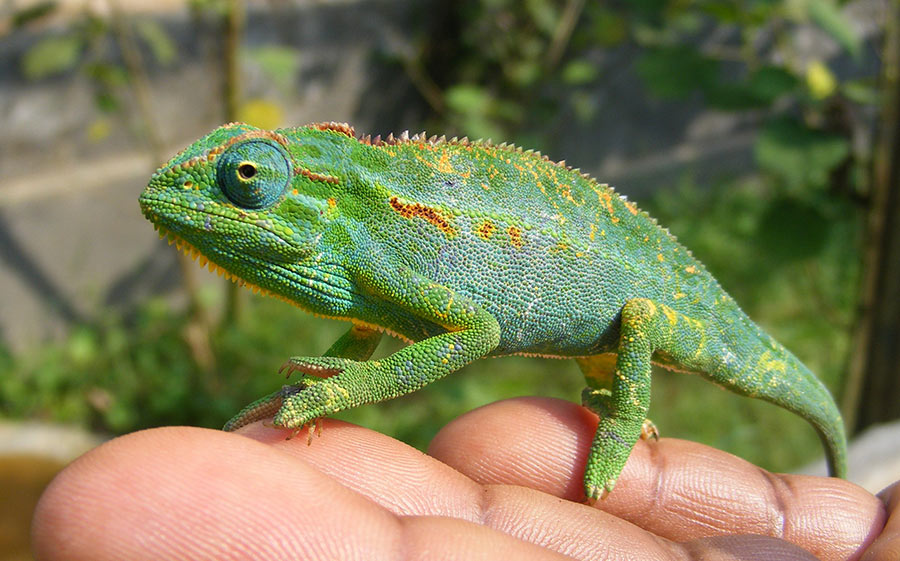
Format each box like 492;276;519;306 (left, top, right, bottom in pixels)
222;325;382;432
583;298;700;501
227;266;501;432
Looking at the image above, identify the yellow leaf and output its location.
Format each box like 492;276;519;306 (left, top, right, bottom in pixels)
86;118;111;142
237;99;283;129
806;60;837;100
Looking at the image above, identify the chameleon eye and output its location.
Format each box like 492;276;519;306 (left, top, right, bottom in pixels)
217;140;291;209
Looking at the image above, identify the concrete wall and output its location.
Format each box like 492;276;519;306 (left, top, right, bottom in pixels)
0;0;883;350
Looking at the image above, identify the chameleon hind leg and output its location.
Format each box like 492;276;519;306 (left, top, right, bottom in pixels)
577;355;660;442
582;298;704;501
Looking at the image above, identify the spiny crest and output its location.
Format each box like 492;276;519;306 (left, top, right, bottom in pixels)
313;121;355;138
354;127;604;189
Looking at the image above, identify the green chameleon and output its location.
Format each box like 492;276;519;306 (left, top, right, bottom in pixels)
139;121;847;500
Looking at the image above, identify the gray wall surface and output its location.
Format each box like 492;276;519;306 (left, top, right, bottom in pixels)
0;0;882;350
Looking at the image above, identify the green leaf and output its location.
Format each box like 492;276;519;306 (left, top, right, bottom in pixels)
21;34;83;80
841;79;880;105
507;60;541;87
136;20;176;66
705;82;769;110
12;1;57;28
245;46;300;91
755;117;850;189
807;0;861;58
446;84;493;116
635;46;718;99
588;8;627;46
755;197;830;262
562;59;598;85
748;65;799;101
525;0;558;35
704;65;798;110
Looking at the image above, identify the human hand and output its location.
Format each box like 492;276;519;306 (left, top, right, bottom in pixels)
32;397;893;560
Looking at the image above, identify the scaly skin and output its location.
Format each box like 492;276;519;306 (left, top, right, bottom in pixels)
139;122;847;501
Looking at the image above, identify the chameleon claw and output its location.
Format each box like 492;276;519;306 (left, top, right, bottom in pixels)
281;358;345;378
584;483;612;505
641;419;660;441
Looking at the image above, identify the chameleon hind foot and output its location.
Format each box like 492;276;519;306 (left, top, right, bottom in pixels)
581;387;658;440
641;418;660;441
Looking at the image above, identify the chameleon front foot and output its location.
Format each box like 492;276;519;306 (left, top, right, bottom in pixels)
223;384;300;431
224;382;328;443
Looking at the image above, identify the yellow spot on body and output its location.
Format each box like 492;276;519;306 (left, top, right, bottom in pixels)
327;197;337;208
657;253;664;262
590;223;597;241
685;265;698;274
508;226;523;249
475;220;495;240
674;292;686;299
662;306;677;326
758;351;787;374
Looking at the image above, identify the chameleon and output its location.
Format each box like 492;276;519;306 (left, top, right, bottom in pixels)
138;121;847;500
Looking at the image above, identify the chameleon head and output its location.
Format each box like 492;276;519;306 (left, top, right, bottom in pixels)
138;122;339;301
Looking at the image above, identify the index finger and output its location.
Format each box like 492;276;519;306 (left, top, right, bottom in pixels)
429;397;886;561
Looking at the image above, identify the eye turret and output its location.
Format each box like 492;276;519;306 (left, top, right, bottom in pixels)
217;140;291;209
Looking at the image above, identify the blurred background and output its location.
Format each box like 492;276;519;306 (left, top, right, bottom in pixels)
2;0;899;558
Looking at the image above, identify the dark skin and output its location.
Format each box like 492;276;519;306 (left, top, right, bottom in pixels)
32;397;897;561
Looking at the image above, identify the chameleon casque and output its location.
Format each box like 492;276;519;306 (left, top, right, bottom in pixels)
139;121;847;500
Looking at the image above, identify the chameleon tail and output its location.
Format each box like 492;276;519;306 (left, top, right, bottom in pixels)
708;328;848;478
773;351;848;478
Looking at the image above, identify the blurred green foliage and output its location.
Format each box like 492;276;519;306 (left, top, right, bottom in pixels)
3;0;878;472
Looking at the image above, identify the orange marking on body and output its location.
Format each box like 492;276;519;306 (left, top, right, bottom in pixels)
298;168;340;184
624;200;639;215
481;182;490;190
685;265;698;274
437;152;454;174
327;197;337;208
508;226;523;249
475;220;495;240
598;191;616;216
221;130;291;152
389;196;456;237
